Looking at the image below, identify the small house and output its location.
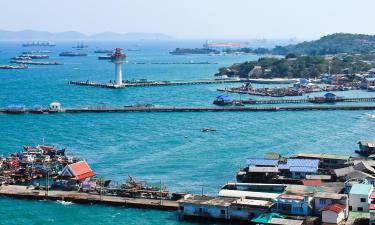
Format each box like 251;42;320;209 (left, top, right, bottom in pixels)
273;194;313;216
292;153;349;169
349;183;373;212
320;203;347;225
313;192;348;216
49;102;61;111
54;161;95;190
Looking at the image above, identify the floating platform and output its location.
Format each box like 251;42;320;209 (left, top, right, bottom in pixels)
69;79;244;88
0;185;177;210
2;105;375;114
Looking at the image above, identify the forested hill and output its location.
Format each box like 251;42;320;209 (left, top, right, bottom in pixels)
273;33;375;55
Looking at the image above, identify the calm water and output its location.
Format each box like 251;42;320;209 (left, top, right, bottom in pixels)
1;41;375;224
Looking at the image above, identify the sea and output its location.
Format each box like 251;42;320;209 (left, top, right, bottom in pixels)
0;40;375;225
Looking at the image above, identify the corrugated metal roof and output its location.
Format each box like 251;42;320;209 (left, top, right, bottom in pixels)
246;158;279;166
349;184;373;195
293;152;349;161
320;203;346;213
290;166;318;173
218;189;280;199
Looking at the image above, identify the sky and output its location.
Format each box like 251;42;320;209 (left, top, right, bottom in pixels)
1;0;375;40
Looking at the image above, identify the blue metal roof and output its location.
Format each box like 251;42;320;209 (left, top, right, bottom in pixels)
279;159;319;170
350;184;373;195
246;158;278;166
289;166;318;173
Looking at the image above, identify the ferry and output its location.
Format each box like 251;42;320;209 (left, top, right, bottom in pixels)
11;56;32;61
59;51;87;57
22;41;56;47
22;51;51;54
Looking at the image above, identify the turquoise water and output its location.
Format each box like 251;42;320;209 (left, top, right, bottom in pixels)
1;41;375;224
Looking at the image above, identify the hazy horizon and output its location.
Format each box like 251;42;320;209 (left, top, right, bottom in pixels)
1;0;375;40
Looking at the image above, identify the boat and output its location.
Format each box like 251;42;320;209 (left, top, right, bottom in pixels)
11;60;62;65
11;56;32;61
22;41;56;47
19;54;49;59
0;64;28;69
201;128;217;132
98;55;112;60
56;200;74;205
72;42;88;49
213;95;233;106
94;49;113;53
59;51;87;57
368;86;375;92
22;51;51;54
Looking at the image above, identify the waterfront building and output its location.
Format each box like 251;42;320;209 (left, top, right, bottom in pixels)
349;184;373;212
54;161;95;190
292;153;349;169
177;194;273;221
279;159;319;179
313;192;348;216
272;194;312;216
49;102;61;111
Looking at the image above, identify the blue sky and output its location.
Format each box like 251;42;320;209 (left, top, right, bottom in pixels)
1;0;375;39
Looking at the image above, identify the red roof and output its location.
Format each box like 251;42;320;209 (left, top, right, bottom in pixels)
302;179;323;186
320;203;346;213
370;204;375;210
68;161;95;180
370;191;375;199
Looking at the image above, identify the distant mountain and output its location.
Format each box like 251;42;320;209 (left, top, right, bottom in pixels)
272;33;375;55
0;29;174;41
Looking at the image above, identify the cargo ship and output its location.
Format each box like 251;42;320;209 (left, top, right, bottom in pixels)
22;41;56;47
59;51;87;57
11;60;62;65
19;54;49;59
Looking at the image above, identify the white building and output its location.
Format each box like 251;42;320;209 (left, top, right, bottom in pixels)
320;203;347;225
49;102;61;111
349;183;373;212
314;192;348;216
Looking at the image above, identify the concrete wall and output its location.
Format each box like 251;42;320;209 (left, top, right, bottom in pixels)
349;193;370;212
179;203;227;219
322;210;345;224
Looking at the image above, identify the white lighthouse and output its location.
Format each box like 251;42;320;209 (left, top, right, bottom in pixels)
110;48;127;86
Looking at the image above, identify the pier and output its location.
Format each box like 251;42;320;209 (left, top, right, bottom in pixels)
69;79;244;88
0;185;178;210
2;104;375;114
242;97;375;104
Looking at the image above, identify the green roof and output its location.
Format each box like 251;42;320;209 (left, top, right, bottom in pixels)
350;184;372;195
251;213;284;223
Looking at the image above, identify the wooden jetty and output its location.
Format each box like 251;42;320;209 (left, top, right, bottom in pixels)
0;185;178;210
69;79;244;89
2;104;375;114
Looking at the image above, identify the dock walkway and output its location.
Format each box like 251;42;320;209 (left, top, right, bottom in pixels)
69;79;244;88
2;105;375;114
245;97;375;104
0;185;178;210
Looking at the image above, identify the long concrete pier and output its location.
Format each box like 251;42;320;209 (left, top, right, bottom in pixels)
69;79;244;88
2;105;375;114
242;97;375;104
0;185;178;210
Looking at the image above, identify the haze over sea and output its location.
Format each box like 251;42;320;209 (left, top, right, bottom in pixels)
1;41;375;224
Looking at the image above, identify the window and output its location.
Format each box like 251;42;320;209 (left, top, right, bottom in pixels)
199;208;202;213
358;207;363;211
319;199;326;205
360;198;366;203
221;209;225;215
179;206;184;211
349;206;352;210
